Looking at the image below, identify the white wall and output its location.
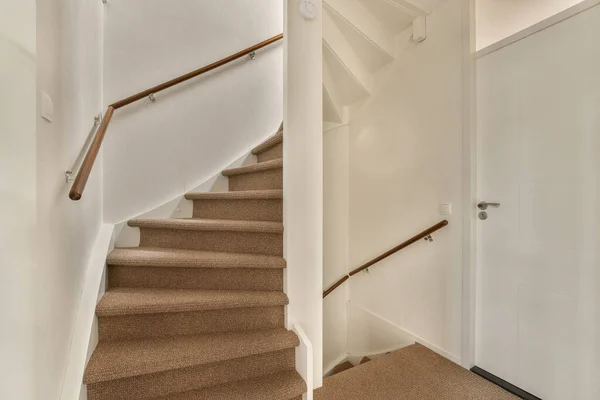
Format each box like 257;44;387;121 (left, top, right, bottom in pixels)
4;0;104;399
0;1;37;398
284;0;324;389
346;0;465;361
1;0;103;398
323;126;350;371
102;0;284;223
476;0;586;50
0;0;36;54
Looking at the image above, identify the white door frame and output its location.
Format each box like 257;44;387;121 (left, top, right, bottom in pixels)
459;0;478;369
460;0;600;370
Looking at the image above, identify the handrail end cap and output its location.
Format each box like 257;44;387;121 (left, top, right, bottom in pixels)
69;191;82;201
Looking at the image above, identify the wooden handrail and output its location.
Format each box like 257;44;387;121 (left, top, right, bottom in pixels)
69;33;283;201
323;220;449;298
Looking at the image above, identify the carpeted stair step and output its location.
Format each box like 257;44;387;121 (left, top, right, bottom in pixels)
96;288;288;316
107;247;285;291
252;130;283;163
184;190;283;222
84;328;299;384
107;248;286;269
330;361;355;376
108;265;283;291
154;370;306;400
222;158;283;191
87;348;296;400
99;306;285;341
96;289;288;340
128;219;283;256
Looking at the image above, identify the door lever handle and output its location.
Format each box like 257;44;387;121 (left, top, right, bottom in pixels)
477;201;500;210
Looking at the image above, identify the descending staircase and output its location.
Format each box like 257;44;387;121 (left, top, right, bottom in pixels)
322;0;433;125
328;357;371;377
83;129;307;400
315;344;519;400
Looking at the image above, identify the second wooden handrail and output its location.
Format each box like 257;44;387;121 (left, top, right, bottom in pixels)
323;220;449;298
69;33;283;201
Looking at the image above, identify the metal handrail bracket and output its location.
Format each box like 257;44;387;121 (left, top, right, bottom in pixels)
66;113;102;183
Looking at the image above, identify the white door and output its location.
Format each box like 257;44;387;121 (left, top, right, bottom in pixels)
476;7;600;400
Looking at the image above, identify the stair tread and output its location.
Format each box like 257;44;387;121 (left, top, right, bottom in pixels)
156;370;306;400
222;158;283;177
128;218;283;233
184;190;283;201
330;361;355;376
84;328;299;384
251;130;283;155
107;248;286;269
97;288;289;316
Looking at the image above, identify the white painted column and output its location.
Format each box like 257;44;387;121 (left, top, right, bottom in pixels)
283;0;324;389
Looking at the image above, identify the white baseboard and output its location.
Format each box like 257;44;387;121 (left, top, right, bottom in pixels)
59;224;114;400
291;322;314;400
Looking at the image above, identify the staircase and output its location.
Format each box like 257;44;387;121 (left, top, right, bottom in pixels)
83;128;307;400
322;0;433;125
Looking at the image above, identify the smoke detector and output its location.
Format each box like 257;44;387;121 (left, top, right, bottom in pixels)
300;0;317;20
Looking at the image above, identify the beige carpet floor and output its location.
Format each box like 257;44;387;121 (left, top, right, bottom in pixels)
315;344;521;400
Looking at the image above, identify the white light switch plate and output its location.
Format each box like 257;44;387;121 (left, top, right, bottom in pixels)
41;92;53;122
440;203;452;215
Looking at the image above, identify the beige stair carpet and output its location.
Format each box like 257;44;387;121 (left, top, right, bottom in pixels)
84;129;306;400
329;361;355;376
315;344;520;400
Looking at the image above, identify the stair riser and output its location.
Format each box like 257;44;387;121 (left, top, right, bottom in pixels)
192;198;282;221
87;349;296;400
228;168;283;191
139;229;283;256
108;266;283;291
98;307;285;341
159;377;305;400
257;143;283;162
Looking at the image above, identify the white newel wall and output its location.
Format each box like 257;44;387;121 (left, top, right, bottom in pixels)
284;0;324;390
345;0;466;363
102;0;284;223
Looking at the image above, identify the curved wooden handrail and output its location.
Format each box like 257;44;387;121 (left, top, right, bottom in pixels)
323;220;449;298
69;33;283;201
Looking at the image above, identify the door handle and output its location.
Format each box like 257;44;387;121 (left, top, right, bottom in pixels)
477;201;500;210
